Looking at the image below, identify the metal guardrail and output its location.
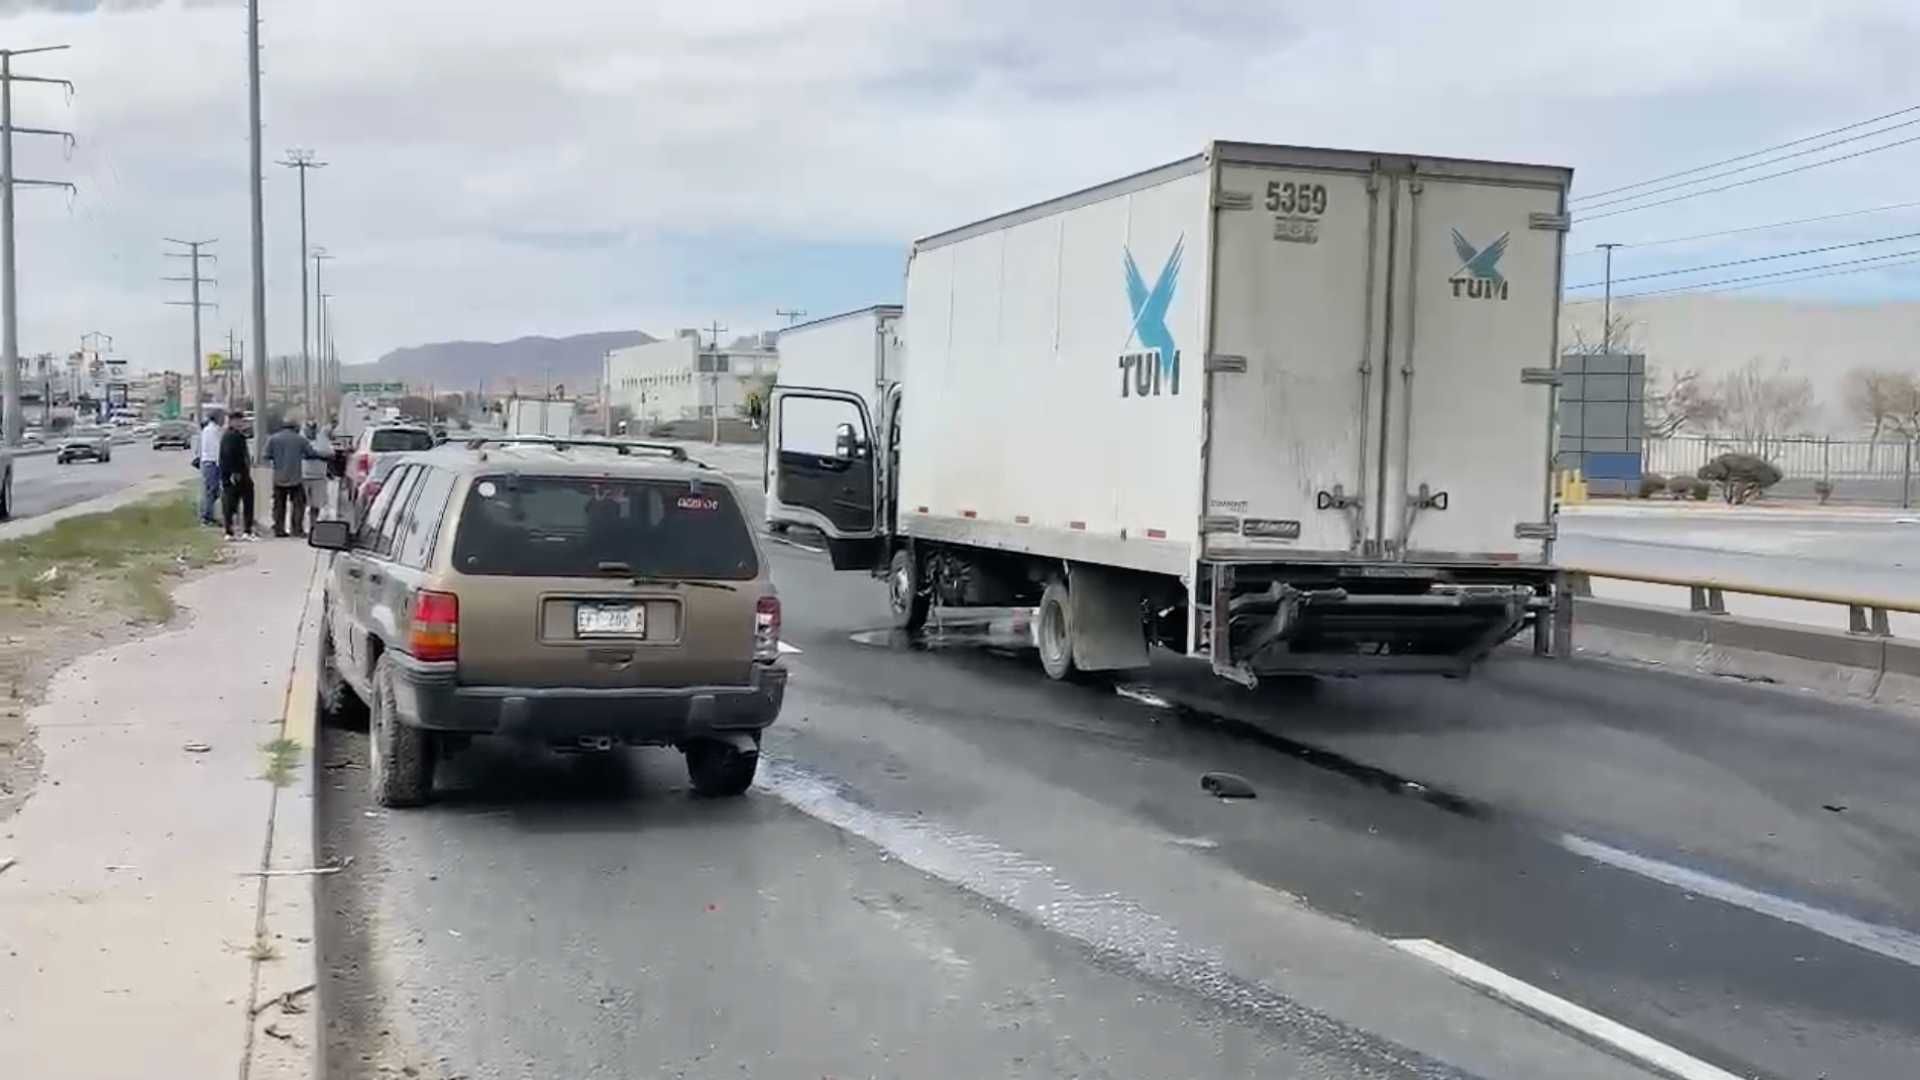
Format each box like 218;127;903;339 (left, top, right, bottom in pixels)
1563;566;1916;638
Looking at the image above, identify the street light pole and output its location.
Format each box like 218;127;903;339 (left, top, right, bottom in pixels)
0;44;74;447
278;149;326;420
1596;242;1622;354
245;0;269;431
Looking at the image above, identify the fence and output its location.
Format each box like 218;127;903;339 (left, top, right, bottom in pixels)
1644;435;1916;506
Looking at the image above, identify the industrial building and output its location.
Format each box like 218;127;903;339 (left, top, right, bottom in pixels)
604;329;777;428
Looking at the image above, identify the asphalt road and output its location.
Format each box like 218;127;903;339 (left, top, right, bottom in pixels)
317;486;1920;1080
5;440;195;521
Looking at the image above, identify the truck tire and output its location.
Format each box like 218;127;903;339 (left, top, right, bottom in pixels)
1036;579;1079;681
685;738;758;797
888;548;929;632
368;655;434;807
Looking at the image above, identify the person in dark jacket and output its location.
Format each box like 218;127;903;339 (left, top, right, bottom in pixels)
219;412;257;540
263;419;329;538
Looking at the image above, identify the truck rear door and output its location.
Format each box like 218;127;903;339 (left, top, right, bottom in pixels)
1205;160;1386;557
1374;165;1566;561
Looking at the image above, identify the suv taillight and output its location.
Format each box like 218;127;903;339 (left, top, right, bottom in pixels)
754;594;781;661
352;451;372;479
410;590;459;662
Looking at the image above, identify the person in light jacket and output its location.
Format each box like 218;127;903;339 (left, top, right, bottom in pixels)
194;410;225;526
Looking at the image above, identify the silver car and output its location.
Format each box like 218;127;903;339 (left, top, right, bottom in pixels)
56;427;113;465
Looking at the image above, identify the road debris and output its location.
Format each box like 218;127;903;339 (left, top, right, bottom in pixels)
182;741;212;753
239;855;352;878
262;1022;293;1041
1201;771;1257;799
250;982;316;1017
0;856;16;877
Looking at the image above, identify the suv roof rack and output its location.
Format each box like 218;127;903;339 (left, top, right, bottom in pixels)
459;434;694;463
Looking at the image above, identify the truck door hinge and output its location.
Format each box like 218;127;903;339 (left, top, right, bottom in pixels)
1529;211;1572;231
1515;522;1557;540
1215;190;1254;211
1205;354;1248;373
1521;367;1562;386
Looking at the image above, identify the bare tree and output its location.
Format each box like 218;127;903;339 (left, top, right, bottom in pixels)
1887;374;1920;444
1643;365;1721;438
1565;313;1637;356
1715;357;1814;456
1842;367;1911;443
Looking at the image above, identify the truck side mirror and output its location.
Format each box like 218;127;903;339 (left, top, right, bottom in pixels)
834;422;859;459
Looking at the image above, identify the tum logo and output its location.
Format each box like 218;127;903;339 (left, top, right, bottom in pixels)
1118;238;1184;397
1449;228;1511;301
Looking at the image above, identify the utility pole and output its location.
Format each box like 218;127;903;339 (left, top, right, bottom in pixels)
0;44;74;448
775;308;806;326
245;0;268;431
1596;242;1622;354
311;248;332;413
164;238;216;422
319;293;333;402
278;148;326;420
704;320;728;445
601;349;613;436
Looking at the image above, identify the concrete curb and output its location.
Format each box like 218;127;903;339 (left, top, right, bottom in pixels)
242;555;325;1079
1572;597;1918;714
0;474;189;543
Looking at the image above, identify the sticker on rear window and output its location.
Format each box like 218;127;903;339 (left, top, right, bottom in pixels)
476;481;498;498
676;495;720;511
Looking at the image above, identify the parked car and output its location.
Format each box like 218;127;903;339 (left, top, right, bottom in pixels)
346;424;435;502
21;427;44;446
307;436;786;806
56;427;113;465
150;420;196;450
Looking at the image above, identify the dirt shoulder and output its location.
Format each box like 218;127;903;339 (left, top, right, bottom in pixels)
0;486;231;822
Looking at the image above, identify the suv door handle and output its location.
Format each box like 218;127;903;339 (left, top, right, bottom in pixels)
367;571;385;585
344;567;363;579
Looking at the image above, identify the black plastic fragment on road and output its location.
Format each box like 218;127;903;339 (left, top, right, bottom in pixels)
1202;771;1258;799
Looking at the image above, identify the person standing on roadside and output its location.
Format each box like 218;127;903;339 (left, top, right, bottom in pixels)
219;411;257;541
301;421;333;533
264;418;328;538
194;409;225;526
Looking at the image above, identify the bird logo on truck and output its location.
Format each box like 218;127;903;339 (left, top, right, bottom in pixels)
1449;228;1511;300
1119;238;1184;398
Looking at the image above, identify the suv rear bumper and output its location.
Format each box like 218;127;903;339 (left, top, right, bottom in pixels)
385;653;786;744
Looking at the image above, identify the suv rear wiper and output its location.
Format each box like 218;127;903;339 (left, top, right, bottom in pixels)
596;561;737;591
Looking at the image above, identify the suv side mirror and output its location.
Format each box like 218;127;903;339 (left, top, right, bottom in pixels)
308;519;351;551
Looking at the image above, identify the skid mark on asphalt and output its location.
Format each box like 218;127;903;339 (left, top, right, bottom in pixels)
1562;833;1920;969
1391;939;1743;1080
757;758;1474;1080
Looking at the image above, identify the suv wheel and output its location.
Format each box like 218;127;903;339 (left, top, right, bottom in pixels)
684;738;758;797
368;655;434;807
316;617;367;730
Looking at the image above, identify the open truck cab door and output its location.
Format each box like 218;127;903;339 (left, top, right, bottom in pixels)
767;385;886;570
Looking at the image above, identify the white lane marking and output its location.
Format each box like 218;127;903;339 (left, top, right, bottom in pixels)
767;533;826;553
776;641;803;655
1390;938;1744;1080
1561;833;1920;969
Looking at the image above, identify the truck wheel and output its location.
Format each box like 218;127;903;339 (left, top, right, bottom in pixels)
685;738;758;797
1037;579;1079;681
368;655;434;807
888;548;929;632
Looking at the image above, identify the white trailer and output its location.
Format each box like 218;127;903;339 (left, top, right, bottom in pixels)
770;141;1573;684
765;305;903;531
505;398;575;438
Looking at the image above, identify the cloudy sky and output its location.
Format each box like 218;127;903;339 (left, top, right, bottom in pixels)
3;0;1917;371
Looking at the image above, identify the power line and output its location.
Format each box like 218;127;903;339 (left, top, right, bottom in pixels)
1571;129;1920;224
1565;228;1920;289
1567;198;1920;256
1571;113;1920;212
1571;102;1920;204
1565;246;1920;303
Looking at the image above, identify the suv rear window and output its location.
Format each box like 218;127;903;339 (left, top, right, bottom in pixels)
450;475;758;580
370;429;434;452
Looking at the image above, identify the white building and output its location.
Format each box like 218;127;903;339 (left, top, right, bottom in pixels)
605;329;778;427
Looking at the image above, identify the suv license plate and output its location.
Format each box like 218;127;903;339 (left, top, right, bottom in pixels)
577;603;645;637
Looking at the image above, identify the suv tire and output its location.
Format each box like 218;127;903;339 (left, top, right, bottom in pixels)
685;739;758;797
316;616;367;730
369;655;434;807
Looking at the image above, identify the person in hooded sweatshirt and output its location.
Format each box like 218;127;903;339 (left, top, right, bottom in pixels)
219;411;257;541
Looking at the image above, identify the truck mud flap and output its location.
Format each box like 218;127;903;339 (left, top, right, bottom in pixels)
1065;563;1151;672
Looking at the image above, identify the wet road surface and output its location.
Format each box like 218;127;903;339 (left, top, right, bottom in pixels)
316;494;1920;1079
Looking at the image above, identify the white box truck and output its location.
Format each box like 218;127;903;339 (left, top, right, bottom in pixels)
766;305;903;532
769;141;1573;684
505;398;575;438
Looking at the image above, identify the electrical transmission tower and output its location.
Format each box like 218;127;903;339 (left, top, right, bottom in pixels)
0;44;74;447
164;238;217;421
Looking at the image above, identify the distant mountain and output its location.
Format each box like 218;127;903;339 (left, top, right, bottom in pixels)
343;330;656;393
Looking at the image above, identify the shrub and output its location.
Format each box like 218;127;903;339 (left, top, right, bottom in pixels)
1668;474;1695;497
1813;478;1835;505
1637;473;1667;498
1697;452;1783;505
1689;478;1711;500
